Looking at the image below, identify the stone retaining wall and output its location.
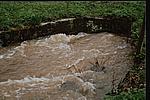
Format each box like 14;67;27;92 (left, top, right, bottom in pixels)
0;16;134;47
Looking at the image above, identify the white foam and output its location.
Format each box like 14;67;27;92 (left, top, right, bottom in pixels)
50;34;71;43
74;57;85;65
0;74;75;86
0;76;50;85
78;96;87;100
33;33;88;50
49;33;88;44
6;50;16;58
13;42;28;57
0;49;16;59
67;57;85;68
117;44;128;49
58;43;71;50
3;92;11;97
62;74;84;84
100;52;110;55
107;34;114;37
15;88;25;96
81;82;96;95
35;40;49;46
76;32;88;38
0;74;96;98
83;49;100;53
0;55;5;59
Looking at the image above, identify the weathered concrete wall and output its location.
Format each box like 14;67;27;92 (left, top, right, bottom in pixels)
0;16;133;47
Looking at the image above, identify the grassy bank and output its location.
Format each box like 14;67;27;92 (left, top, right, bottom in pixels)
0;1;145;44
0;1;145;31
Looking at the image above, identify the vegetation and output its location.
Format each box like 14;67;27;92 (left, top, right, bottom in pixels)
104;88;145;100
0;1;146;99
0;1;145;31
0;1;145;45
0;1;145;47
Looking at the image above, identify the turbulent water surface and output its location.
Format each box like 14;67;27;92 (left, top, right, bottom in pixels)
0;32;133;100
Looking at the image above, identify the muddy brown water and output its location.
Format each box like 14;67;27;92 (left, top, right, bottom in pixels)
0;32;133;100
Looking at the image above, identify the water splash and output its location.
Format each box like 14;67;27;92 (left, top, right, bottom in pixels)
65;57;85;69
0;32;133;99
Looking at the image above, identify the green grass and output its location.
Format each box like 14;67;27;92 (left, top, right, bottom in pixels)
0;1;145;46
104;88;145;100
0;1;145;33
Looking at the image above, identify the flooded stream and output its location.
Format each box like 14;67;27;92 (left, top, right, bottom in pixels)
0;32;133;100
